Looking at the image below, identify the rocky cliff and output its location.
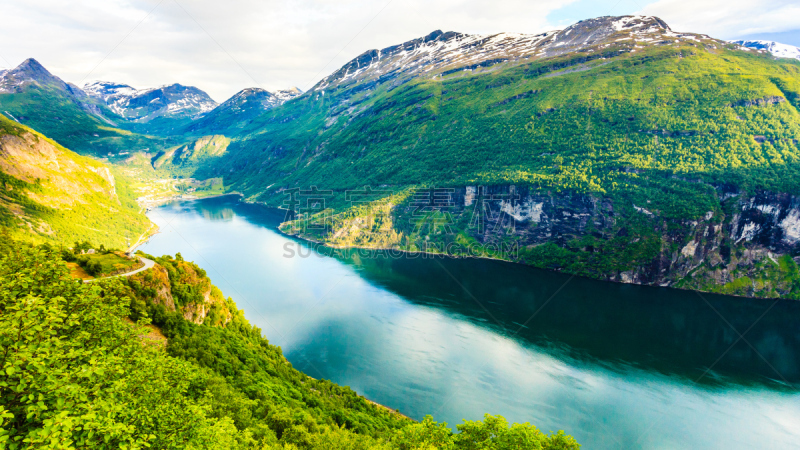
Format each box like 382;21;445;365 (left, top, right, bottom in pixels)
283;185;800;299
126;253;234;325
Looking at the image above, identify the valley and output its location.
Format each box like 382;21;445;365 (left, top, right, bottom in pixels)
2;12;800;449
5;16;800;298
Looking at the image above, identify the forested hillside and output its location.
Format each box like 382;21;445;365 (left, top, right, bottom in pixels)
0;238;580;449
4;15;800;297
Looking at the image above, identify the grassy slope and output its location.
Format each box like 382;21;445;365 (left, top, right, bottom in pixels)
0;114;150;248
153;134;231;176
212;43;800;201
0;85;186;157
199;41;800;297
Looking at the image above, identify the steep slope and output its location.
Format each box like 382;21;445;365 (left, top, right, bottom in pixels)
152;134;230;175
731;40;800;60
0;239;579;449
185;86;303;134
0;58;88;98
84;81;217;120
204;15;800;298
0;114;150;247
0;59;182;157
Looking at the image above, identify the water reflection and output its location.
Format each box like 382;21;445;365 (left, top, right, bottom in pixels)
326;249;800;387
141;196;800;449
176;195;800;388
200;206;235;221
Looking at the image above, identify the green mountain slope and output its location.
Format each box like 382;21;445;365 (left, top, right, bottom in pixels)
200;16;800;298
0;114;150;248
0;59;192;158
0;238;579;449
212;18;800;195
152;134;231;175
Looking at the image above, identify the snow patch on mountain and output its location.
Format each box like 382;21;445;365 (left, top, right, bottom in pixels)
273;87;303;102
729;40;800;60
313;16;719;92
83;81;218;121
205;86;303;119
0;58;72;94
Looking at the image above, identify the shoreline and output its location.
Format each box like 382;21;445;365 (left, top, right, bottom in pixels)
130;192;245;253
128;222;160;254
275;225;789;303
158;193;791;303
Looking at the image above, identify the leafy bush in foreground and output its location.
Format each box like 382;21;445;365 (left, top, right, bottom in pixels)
0;239;579;449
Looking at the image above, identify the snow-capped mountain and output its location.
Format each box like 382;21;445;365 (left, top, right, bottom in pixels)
0;58;86;96
729;40;800;60
184;86;303;134
83;81;218;122
0;58;111;123
232;87;277;107
218;87;283;112
82;81;140;103
213;86;302;112
273;87;303;102
314;15;719;92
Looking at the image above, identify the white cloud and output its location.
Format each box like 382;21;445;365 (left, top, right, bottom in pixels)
0;0;576;101
0;0;797;101
640;0;800;38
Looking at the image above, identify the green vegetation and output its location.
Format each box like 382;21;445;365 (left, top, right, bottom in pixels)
176;177;226;198
213;40;800;297
154;136;230;176
0;85;181;157
0;115;150;249
677;253;800;299
0;238;579;449
208;44;800;203
61;242;140;277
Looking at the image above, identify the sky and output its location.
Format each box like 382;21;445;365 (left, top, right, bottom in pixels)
0;0;798;102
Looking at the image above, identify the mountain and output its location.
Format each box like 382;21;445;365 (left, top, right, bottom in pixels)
199;15;800;299
0;114;150;247
0;59;185;157
83;81;218;122
0;58;298;159
312;16;689;94
184;86;302;134
151;134;230;174
274;86;303;101
0;58;85;96
0;58;110;122
730;39;800;60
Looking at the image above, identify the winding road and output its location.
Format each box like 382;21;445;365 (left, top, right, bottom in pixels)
85;256;155;282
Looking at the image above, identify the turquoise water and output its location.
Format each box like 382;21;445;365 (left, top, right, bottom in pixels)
140;196;800;449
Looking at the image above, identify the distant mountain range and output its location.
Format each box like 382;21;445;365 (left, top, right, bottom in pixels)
184;86;303;134
83;81;218;122
0;57;301;137
730;39;800;60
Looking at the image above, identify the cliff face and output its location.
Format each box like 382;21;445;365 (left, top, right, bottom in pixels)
127;255;233;325
285;185;800;299
449;186;800;298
